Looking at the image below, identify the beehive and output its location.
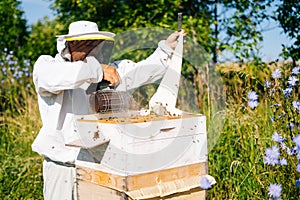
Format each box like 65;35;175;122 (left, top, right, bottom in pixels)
70;111;209;199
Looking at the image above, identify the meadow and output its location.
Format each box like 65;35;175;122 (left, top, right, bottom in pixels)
1;49;300;199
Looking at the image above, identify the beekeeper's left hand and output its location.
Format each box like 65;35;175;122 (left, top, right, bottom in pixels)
165;30;186;50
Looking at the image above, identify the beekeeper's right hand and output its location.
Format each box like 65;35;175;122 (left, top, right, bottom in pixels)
101;64;121;87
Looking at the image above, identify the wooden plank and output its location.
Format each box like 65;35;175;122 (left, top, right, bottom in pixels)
77;180;206;200
77;162;207;192
125;162;207;191
77;180;126;200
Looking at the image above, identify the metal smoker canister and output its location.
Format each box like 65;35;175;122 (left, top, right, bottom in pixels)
89;90;138;113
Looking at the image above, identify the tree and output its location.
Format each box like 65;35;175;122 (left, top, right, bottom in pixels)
0;0;28;56
276;0;300;62
26;17;63;62
215;0;274;62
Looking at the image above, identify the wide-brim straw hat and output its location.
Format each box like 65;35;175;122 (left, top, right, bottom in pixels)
56;20;115;41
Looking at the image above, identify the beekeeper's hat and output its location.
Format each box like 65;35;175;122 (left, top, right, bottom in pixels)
57;20;115;41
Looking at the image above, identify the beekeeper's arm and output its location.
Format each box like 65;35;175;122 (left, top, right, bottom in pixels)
114;30;185;91
33;56;106;96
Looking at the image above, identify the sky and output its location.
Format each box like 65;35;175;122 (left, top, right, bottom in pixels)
20;0;294;62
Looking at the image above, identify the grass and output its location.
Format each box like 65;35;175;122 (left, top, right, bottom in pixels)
1;58;300;199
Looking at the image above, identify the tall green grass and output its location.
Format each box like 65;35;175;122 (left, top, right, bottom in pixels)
0;51;43;199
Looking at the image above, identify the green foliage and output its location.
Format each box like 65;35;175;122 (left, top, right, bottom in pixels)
26;17;62;61
218;0;273;62
0;0;28;57
276;0;300;61
50;0;214;55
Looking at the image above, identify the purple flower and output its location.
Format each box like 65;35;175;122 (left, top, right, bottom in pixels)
265;80;271;88
199;176;212;190
272;69;281;79
292;66;300;75
272;132;284;143
288;76;298;86
248;91;258;101
268;183;282;198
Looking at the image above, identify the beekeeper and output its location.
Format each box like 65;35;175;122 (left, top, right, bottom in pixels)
32;20;185;199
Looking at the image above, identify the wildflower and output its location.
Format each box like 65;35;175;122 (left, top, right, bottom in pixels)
280;143;287;150
292;101;300;113
293;134;300;147
266;146;280;158
279;158;287;166
270;104;280;108
270;116;275;122
297;164;300;173
288;76;298;87
296;179;300;187
264;146;280;166
268;183;282;199
263;156;278;166
247;91;259;109
265;80;271;88
272;69;281;79
283;87;292;97
248;91;258;101
199;176;212;190
292;66;300;75
248;100;258;109
287;147;297;156
289;123;295;130
272;132;284;143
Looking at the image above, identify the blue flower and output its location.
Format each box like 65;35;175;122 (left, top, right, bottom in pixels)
293;134;300;147
279;158;287;166
248;100;258;109
296;179;300;187
265;80;271;88
266;146;280;158
287;147;297;156
289;123;295;130
199;176;212;190
272;69;281;79
272;132;284;143
268;183;282;198
297;164;300;173
292;66;300;75
283;87;293;97
270;104;280;108
270;116;275;122
247;91;258;101
288;76;298;87
264;146;280;166
263;156;278;166
292;101;300;113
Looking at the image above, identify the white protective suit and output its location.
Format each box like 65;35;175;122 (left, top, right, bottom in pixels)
32;37;174;164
